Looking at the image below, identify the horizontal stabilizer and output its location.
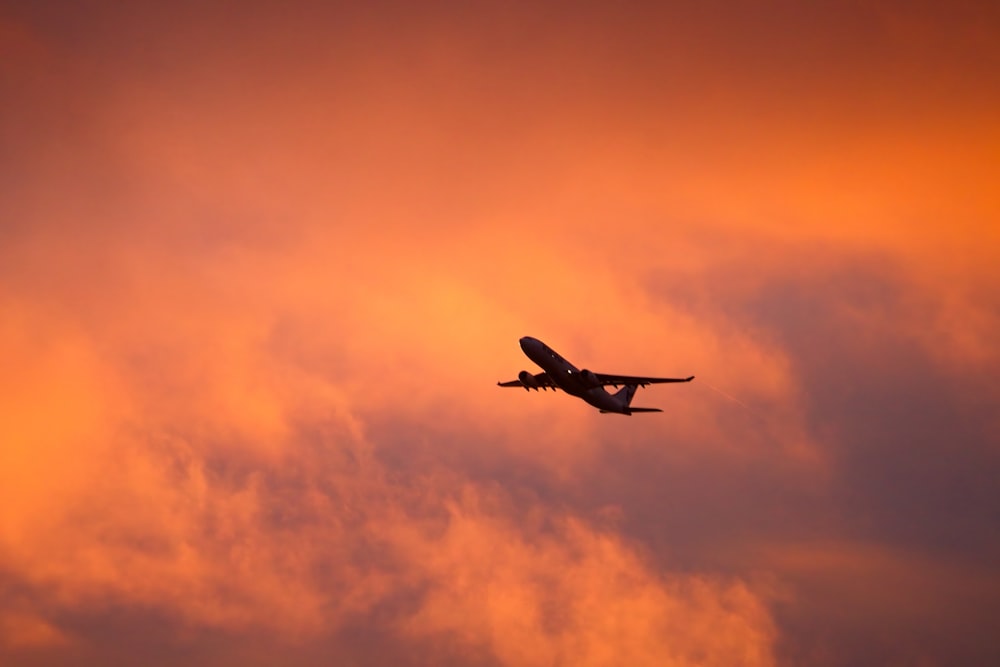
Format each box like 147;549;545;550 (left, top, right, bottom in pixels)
628;407;663;413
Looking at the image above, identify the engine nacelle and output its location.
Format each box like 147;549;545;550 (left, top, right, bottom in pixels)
518;370;540;390
579;368;600;388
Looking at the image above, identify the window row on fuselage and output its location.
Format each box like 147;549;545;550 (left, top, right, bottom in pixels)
541;343;565;364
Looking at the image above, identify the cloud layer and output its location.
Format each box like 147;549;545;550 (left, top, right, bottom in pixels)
2;2;999;665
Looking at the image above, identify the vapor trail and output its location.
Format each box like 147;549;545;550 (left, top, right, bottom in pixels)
697;379;757;414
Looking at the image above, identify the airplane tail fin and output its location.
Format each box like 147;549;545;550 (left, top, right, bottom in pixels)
613;384;639;407
608;384;661;415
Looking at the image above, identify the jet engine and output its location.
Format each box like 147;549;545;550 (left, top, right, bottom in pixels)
579;369;600;388
518;370;540;390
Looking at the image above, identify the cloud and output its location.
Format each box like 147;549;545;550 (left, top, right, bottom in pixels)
396;489;775;667
2;2;998;665
0;233;778;664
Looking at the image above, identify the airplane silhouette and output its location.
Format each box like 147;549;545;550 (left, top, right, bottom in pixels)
498;336;693;415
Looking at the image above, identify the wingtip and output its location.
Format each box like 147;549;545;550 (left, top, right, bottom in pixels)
686;376;695;382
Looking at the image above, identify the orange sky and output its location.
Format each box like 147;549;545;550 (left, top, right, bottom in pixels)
2;2;999;665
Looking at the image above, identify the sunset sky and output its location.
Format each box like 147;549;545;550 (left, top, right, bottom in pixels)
2;1;999;665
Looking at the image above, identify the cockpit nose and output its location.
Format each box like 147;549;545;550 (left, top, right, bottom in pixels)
519;336;544;359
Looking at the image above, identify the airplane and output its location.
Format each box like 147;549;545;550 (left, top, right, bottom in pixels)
498;336;694;415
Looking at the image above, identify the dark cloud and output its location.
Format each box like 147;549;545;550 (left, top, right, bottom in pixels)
645;243;1000;665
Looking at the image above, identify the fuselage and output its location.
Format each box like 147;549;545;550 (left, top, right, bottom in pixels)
519;336;627;413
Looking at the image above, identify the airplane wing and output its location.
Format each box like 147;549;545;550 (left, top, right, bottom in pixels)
497;372;557;390
595;373;694;387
